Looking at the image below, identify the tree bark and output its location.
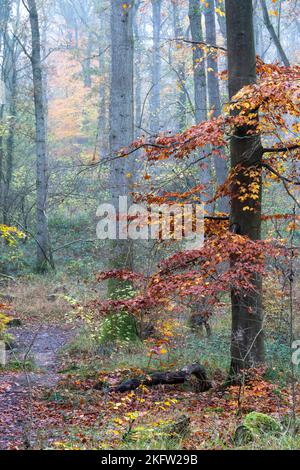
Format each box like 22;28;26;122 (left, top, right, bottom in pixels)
188;0;214;213
0;0;10;223
204;0;229;214
172;0;187;132
188;0;207;123
28;0;53;272
149;0;161;134
98;6;108;158
133;1;142;138
259;0;290;66
225;0;264;377
3;47;17;225
107;363;212;393
109;0;134;295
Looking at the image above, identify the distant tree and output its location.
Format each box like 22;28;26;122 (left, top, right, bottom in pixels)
149;0;162;134
204;0;229;213
260;0;290;67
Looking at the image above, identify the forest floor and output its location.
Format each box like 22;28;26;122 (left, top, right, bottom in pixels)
0;325;76;449
0;276;300;450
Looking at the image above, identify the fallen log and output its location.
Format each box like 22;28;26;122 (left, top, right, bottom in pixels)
109;363;212;393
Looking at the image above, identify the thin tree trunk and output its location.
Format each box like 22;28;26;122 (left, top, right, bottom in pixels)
0;105;4;222
98;7;108;158
172;0;187;132
3;52;17;225
109;0;134;296
204;0;229;214
0;0;10;224
225;0;264;377
188;0;214;213
83;31;92;87
133;2;142;138
188;0;206;123
149;0;161;134
260;0;290;66
28;0;52;272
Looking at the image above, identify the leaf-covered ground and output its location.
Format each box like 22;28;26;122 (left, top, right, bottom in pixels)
0;279;299;450
0;326;298;450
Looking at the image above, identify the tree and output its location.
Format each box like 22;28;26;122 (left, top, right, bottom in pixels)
108;0;134;295
0;0;11;224
188;0;213;212
28;0;53;272
149;0;162;134
188;0;207;124
172;0;187;132
204;0;229;213
225;0;264;376
260;0;290;67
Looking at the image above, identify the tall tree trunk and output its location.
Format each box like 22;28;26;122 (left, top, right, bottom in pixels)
204;0;229;214
188;0;213;213
83;31;92;87
260;0;290;66
0;104;4;223
0;0;10;224
225;0;264;377
98;7;108;158
133;2;142;138
172;0;187;132
3;49;17;225
109;0;134;296
188;0;206;123
149;0;161;134
28;0;52;272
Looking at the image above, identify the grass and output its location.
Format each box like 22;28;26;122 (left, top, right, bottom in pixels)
0;358;35;372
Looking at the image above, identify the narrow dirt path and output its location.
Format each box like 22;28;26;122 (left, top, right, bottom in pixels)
0;325;75;449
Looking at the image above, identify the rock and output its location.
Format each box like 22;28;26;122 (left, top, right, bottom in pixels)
47;294;58;302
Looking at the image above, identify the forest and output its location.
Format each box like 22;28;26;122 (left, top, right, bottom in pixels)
0;0;300;453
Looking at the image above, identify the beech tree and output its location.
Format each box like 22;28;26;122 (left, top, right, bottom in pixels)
108;0;135;295
225;0;264;375
149;0;162;134
28;0;53;272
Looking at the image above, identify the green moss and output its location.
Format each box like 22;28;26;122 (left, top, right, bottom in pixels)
243;412;281;435
234;412;282;446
